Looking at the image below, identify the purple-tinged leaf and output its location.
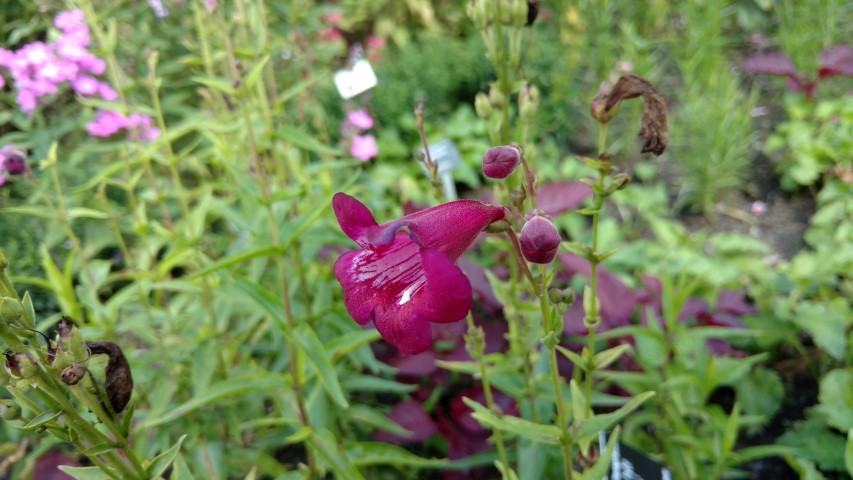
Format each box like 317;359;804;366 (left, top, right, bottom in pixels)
819;45;853;78
536;181;594;217
741;52;799;76
374;400;438;445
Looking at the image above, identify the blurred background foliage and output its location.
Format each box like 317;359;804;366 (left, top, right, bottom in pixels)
0;0;851;479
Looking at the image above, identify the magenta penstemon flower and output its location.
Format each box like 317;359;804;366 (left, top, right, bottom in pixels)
332;193;507;354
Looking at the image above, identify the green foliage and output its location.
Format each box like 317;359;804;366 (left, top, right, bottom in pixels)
764;94;853;189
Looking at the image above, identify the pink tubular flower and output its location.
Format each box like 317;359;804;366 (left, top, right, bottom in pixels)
346;110;374;130
350;134;378;161
332;193;507;354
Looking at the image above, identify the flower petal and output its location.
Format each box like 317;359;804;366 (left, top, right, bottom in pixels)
374;302;433;355
398;200;507;260
333;193;378;247
416;249;472;324
334;250;377;325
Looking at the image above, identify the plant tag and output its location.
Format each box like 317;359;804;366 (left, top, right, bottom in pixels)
333;59;377;99
419;139;461;175
599;432;672;480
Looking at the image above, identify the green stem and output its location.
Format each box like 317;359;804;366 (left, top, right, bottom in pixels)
465;314;512;476
548;345;574;480
505;230;539;296
493;4;512;144
583;123;610;414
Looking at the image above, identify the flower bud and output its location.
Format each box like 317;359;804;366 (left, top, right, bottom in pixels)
590;93;619;124
519;83;540;122
489;85;505;110
482;145;522;179
475;92;493;119
0;297;23;323
1;148;27;175
511;0;529;27
519;212;560;264
5;352;38;379
53;318;89;369
0;400;21;420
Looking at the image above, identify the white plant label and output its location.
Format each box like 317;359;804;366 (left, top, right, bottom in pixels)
333;59;377;99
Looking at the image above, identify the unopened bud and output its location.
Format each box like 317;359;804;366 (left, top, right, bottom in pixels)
511;0;529;27
0;400;21;420
475;92;493;119
519;211;560;264
519;83;540;121
0;297;23;323
510;189;527;209
54;318;89;369
482;144;522;179
611;173;631;192
5;352;38;379
1;149;27;175
489;85;505;110
590;93;619;124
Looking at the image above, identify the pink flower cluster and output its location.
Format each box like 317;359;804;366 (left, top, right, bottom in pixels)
343;110;377;161
0;10;116;112
86;110;160;142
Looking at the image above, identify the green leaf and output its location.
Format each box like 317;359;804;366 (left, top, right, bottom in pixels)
556;345;587;372
340;375;416;394
593;344;632;370
12;410;62;430
310;429;365;480
792;301;850;360
325;329;382;361
345;442;464;469
0;205;53;219
727;445;798;467
345;405;411;437
143;375;289;428
67;208;110;220
243;55;270;91
573;391;655;439
463;397;561;444
276;126;341;156
192;77;236;95
146;434;187;479
845;429;853;478
814;369;853;431
736;368;783;422
188;246;281;279
293;323;348;408
57;466;114;480
82;443;117;457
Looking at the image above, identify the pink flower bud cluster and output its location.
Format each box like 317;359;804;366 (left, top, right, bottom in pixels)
0;145;27;187
86;110;161;143
343;110;378;162
0;10;116;113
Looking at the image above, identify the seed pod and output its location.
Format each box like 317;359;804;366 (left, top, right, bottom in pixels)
61;364;87;386
0;400;21;420
86;341;133;414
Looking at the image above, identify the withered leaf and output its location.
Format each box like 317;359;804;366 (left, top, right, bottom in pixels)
86;341;133;414
603;75;669;155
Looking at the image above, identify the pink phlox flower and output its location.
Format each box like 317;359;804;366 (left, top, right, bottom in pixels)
54;10;87;34
86;110;160;142
346;109;374;130
87;109;131;137
350;134;378;161
332;193;507;354
97;82;118;101
71;75;99;96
